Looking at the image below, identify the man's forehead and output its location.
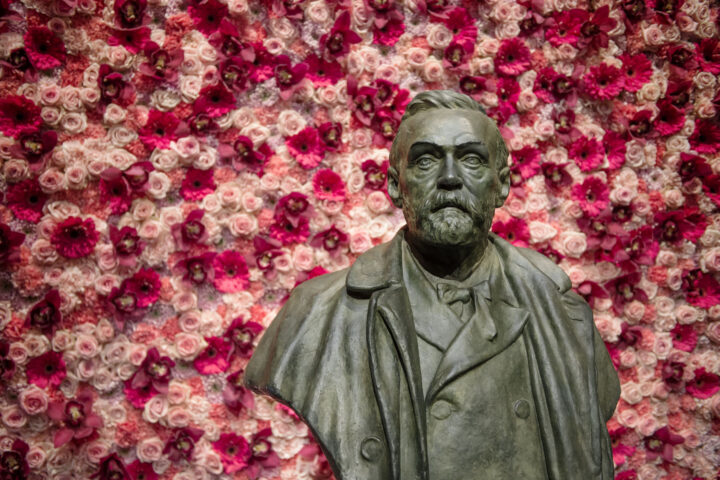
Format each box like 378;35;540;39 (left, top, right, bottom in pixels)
401;108;494;146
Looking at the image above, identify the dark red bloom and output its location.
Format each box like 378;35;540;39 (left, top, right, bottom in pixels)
620;54;652;93
678;153;713;183
644;426;683;462
443;37;474;69
275;192;311;221
495;77;520;107
173;251;217;286
24;26;66;70
347;80;378;126
371;108;401;147
661;360;685;392
139;42;183;83
274;55;309;98
250;237;283;279
361;159;389;190
25;289;62;335
126;460;158;480
172;209;209;250
90;453;130;480
696;38;720;75
194;84;236;118
51;216;100;259
318;122;343;152
603;131;626;170
245;428;281;479
194;337;232;374
188;0;228;36
312;168;346;201
98;64;134;106
492;218;530;247
653;208;707;245
26;350;67;388
0;439;29;479
494;38;531;76
534;67;575;104
223;369;255;414
612;226;658;269
583;63;624;100
0;95;41;139
271;0;304;19
575;281;609;309
246;43;276;84
138;109;187;149
47;390;104;447
311;225;349;255
670;323;698;352
225;317;264;358
208;19;245;57
0;222;25;265
106;280;144;328
510;146;541;179
181;167;216;201
545;9;586;47
213;433;251;474
109;225;145;269
372;13;406;46
114;0;148;29
604;272;648;315
127;347;175;400
10;128;57;169
665;44;698;73
219;55;251;93
321;10;362;58
683;269;720;308
212;250;250;293
305;54;344;87
286;127;324;169
459;75;489;100
571;176;610;217
0;47;38;83
188;112;219;136
99;167;133;215
108;26;151;54
654;99;685;136
441;7;476;40
686;368;720;399
541;162;572;191
626;110;653;138
269;214;310;245
126;267;161;308
689;119;720;154
577;6;616;50
163;427;204;462
219;136;273;177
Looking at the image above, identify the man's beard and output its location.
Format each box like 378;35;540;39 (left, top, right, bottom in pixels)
406;191;494;246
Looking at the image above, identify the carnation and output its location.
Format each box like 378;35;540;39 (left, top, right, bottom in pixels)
50;216;100;259
583;63;624;100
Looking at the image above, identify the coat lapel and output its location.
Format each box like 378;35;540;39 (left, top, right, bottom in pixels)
426;259;530;404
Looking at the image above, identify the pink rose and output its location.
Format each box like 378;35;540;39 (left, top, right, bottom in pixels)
172;289;198;313
636;415;657;437
143;395;168;423
228;213;258;237
624;300;646;323
127;345;147;366
175;332;205;360
406;47;428;68
19;385;49;415
654;333;673;359
675;304;699;324
701;247;720;272
8;342;29;365
559;231;587;258
26;445;47;469
423;59;444;83
706;322;720;344
166;406;192;428
77;358;96;380
594;314;621;342
85;439;112;464
137;437;164;462
168;382;190;405
350;231;372;254
1;405;27;429
292;245;315;271
620;382;643;405
351;128;373;149
179;311;202;332
366;191;391;214
666;268;684;291
75;334;99;359
277;110;306;137
619;349;637;368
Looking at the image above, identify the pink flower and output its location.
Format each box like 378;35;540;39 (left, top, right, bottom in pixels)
245;428;281;479
310;225;349;255
689;119;720;154
644;426;684;462
696;38;720;75
269;215;310;245
320;10;362;57
223;369;255;414
219;136;273;177
545;10;586;47
582;63;624;100
172;209;209;250
670;324;698;353
47;390;104;447
318;122;343;152
51;216;100;259
213;433;251;474
173;251;217;286
604;272;648;316
620;54;653;93
372;14;406;46
441;7;476;41
250;237;283;279
225;317;263;358
443;37;474;69
125;347;175;407
126;268;161;308
686;368;720;399
26;351;67;388
541;162;572;191
533;67;575;104
163;427;204;462
286;127;324;169
603;131;627;170
219;55;251;93
312;169;346;201
569;136;604;172
24;289;62;335
138;110;187;149
494;38;531;76
0;95;41;139
510;146;541;179
99;167;133;215
361;160;389;190
24;26;66;70
577;6;616;50
188;0;228;36
90;453;129;480
114;0;148;29
180;167;216;201
661;360;685;392
10;128;57;169
572;177;610;217
194;337;232;375
492;218;530;247
0;223;25;266
193;84;236;118
212;250;250;293
305;54;345;87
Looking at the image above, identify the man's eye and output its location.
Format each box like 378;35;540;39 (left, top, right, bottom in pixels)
416;156;435;169
462;155;485;166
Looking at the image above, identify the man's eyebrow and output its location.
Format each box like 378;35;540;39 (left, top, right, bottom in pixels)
408;141;443;154
408;141;489;153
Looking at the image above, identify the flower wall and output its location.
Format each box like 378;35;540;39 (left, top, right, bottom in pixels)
1;0;720;478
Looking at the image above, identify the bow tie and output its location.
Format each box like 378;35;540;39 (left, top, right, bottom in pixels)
436;281;497;341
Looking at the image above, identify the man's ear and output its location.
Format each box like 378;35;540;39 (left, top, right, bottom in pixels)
387;166;403;209
495;165;510;208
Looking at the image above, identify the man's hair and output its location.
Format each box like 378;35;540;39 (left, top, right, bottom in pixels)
388;90;509;172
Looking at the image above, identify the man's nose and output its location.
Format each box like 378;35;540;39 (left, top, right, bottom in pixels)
436;154;463;190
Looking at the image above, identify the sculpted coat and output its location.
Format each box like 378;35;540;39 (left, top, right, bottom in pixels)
244;229;621;480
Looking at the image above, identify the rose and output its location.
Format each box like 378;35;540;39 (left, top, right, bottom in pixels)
143;395;168;424
292;245;315;271
39;168;67;193
77;358;96;380
426;23;452;49
172;289;198;312
19;385;49;415
306;0;330;23
84;439;112;464
165;406;191;428
31;239;60;264
594;314;621;342
701;247;720;271
52;330;76;351
349;231;372;254
179;310;203;332
26;445;48;469
620;382;643;405
228;213;257;237
406;48;428;68
1;405;27;428
3;159;28;182
366;191;391;214
654;333;673;359
375;64;399;84
675;304;699;324
146;171;171;199
174;332;206;360
75;334;100;358
559;231;587;258
422;59;444;83
137;437;165;462
168;381;190;405
625;300;646;323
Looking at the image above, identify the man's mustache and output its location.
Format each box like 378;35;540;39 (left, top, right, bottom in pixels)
419;192;483;217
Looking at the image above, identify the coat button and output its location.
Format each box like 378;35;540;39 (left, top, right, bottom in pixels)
513;399;530;419
360;436;383;461
430;399;453;420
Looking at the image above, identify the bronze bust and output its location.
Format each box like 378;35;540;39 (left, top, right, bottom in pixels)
245;90;620;480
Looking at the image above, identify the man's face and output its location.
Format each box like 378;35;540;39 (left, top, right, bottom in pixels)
388;108;509;247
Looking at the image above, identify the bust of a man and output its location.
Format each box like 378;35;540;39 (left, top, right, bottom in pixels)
245;90;620;480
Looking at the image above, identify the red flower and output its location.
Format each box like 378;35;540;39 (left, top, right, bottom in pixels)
138;109;187;149
246;43;277;84
670;324;698;353
494;38;531;76
541;162;572;191
644;426;683;463
689;119;720;154
321;10;362;57
361;159;389;190
686;368;720;399
613;226;658;269
126;460;158;480
172;209;209;250
661;360;685;392
604;272;648;315
572;177;610;218
140;42;184;83
114;0;148;29
577;6;616;50
109;225;144;269
194;337;232;375
286;127;324;169
24;26;66;70
602;131;626;170
25;289;63;335
26;350;67;388
545;10;586;47
533;67;575;104
51;216;99;259
212;250;250;293
90;453;129;480
492;218;530;247
219;55;251;93
98;64;134;106
0;222;25;265
270;214;310;245
173;251;217;286
372;13;406;46
696;38;720;75
10;128;57;169
181;167;216;201
318;122;343;152
495;77;520;107
108;26;151;54
223;369;255;414
510;146;541;179
443;37;474;69
213;433;251;474
575;280;609;309
245;428;281;479
219;136;273;177
0;47;37;82
371;108;401;147
0;95;41;139
0;439;29;479
250;237;283;279
274;55;309;97
459;75;489;100
193;83;236;118
99;167;133;215
582;63;624;100
275;192;312;221
654;100;685;137
47;390;104;447
188;0;228;36
125;347;174;406
626;109;653;138
310;225;349;255
653;208;707;245
163;427;204;462
683;269;720;308
312;168;346;201
305;54;345;87
106;279;145;329
620;54;652;92
569;136;604;172
225;317;263;358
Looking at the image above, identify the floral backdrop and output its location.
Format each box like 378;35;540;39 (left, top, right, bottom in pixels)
0;0;720;477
